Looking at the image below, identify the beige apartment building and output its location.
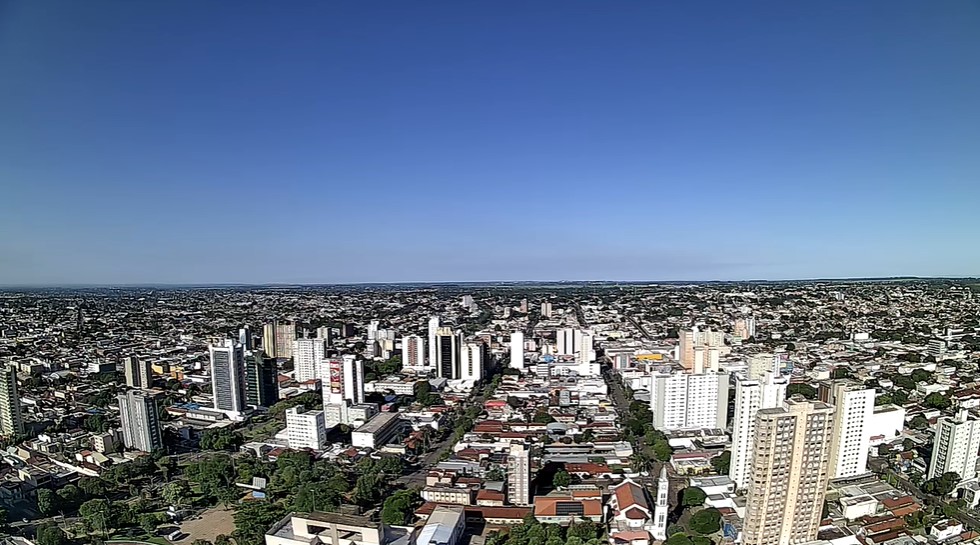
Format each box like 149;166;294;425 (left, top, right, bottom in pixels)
742;397;835;545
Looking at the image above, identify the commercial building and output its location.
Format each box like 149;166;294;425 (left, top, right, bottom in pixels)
0;363;24;437
649;371;729;430
730;371;788;489
286;406;328;451
402;334;426;370
118;390;163;452
435;327;459;380
507;443;531;506
821;380;875;479
239;326;253;349
293;338;328;383
210;340;247;420
742;398;835;545
928;409;980;480
322;355;366;427
351;412;404;449
416;505;465;545
123;355;153;389
265;512;393;545
510;332;524;371
245;350;279;408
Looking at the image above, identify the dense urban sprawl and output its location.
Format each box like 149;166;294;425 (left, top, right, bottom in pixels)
2;281;980;545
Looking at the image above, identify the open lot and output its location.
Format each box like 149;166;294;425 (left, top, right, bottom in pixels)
176;507;236;543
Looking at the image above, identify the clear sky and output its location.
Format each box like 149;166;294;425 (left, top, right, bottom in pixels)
1;1;979;285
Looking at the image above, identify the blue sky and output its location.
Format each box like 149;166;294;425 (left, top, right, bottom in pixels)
1;1;979;285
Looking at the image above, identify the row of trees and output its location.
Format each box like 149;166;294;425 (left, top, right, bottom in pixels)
486;514;602;545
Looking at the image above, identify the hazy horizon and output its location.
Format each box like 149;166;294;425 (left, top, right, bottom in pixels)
3;2;979;285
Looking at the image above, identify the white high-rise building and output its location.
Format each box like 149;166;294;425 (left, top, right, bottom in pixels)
928;409;980;481
649;371;729;430
577;332;595;364
209;340;247;420
509;332;524;371
730;372;788;489
652;466;669;540
743;399;834;545
238;326;253;349
118;390;163;452
460;342;484;382
292;338;327;383
540;302;552;318
367;320;381;342
286;406;328;450
747;354;781;380
0;364;24;438
556;328;579;356
343;355;365;406
322;355;365;427
402;334;426;370
428;316;440;367
508;443;532;506
123;356;153;389
822;380;875;479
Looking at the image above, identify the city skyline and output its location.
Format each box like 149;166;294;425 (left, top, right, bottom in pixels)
2;2;979;285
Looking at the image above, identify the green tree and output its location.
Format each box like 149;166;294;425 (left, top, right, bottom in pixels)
37;488;60;516
922;472;960;496
486;466;505;481
233;501;287;545
692;537;713;545
911;369;933;383
192;540;214;545
665;534;694;545
162;480;192;506
682;487;707;507
79;498;113;536
689;508;722;535
533;410;556;424
35;524;69;545
892;390;910;405
567;519;599;541
653;440;673;462
923;392;951;410
786;383;816;400
904;510;927;529
139;512;161;535
215;535;233;545
78;476;110;497
56;484;85;508
909;414;929;430
553;470;572;489
381;489;420;525
710;451;731;474
200;428;244;451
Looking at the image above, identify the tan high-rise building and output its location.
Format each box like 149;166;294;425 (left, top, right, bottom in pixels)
743;398;834;545
275;322;296;360
262;323;278;359
678;326;725;371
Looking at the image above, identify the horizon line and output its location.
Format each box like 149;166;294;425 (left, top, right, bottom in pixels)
1;274;978;290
